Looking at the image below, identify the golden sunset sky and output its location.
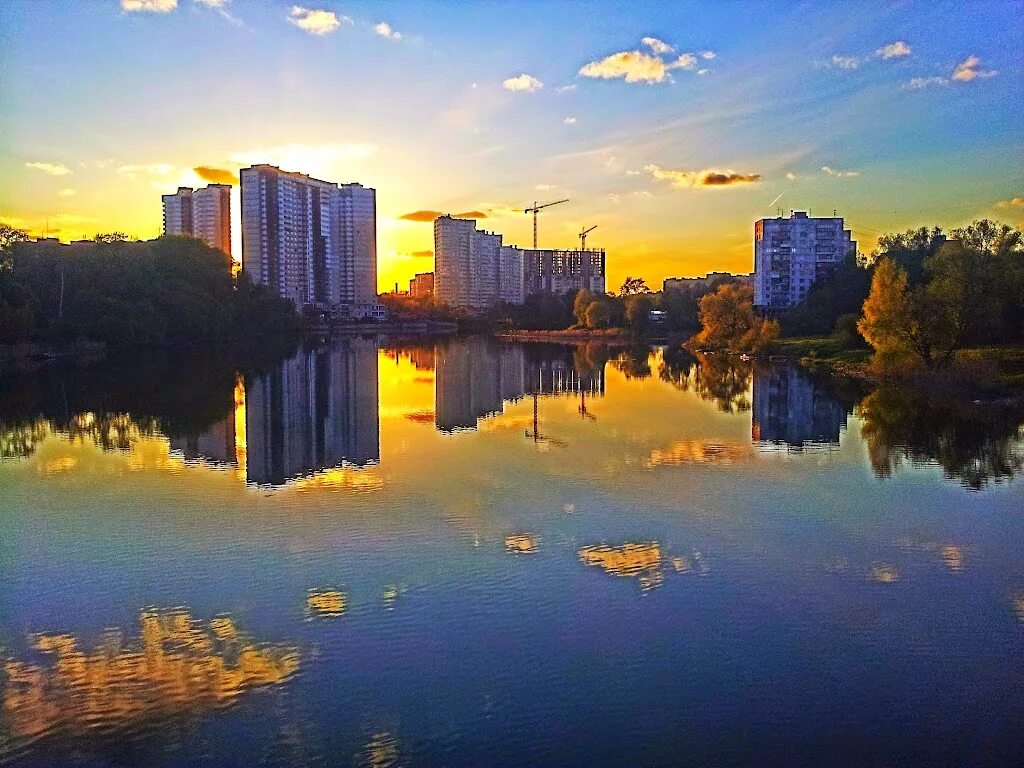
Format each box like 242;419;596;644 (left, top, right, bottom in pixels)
1;0;1021;292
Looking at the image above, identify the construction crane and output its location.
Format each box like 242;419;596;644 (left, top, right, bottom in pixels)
579;225;597;251
524;199;569;249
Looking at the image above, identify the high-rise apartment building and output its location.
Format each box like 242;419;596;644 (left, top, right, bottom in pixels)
753;211;855;309
434;215;525;309
161;184;231;255
523;248;605;295
240;164;379;316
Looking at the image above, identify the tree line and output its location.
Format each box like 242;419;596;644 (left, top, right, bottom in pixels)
0;225;299;348
688;219;1023;364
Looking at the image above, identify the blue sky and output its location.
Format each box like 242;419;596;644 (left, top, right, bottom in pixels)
1;0;1021;289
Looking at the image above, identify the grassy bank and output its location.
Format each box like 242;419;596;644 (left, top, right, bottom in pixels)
769;336;1024;389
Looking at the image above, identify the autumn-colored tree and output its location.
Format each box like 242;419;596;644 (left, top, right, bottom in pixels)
691;283;778;352
857;258;917;371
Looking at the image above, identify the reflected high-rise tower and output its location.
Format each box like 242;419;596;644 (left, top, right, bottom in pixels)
434;339;526;431
244;339;379;485
751;363;848;448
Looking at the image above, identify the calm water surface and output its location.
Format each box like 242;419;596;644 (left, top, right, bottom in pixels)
1;337;1023;767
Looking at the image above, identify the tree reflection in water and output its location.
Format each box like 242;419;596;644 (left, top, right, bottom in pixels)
659;347;753;413
857;387;1024;490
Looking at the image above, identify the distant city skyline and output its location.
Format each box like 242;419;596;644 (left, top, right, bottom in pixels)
1;1;1021;291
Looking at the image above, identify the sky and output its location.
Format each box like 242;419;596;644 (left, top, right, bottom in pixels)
0;0;1021;292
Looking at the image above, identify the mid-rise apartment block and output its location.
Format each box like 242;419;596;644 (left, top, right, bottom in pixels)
161;184;231;255
753;211;855;310
434;215;525;309
240;164;380;317
409;272;434;298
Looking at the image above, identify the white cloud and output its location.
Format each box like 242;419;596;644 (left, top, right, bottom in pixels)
645;164;761;188
374;21;401;40
876;41;911;59
697;68;710;76
671;53;697;70
535;184;555;191
995;197;1024;208
821;165;860;178
641;37;674;55
555;84;577;94
831;55;860;70
905;76;947;89
563;116;577;125
952;55;997;82
116;163;175;179
503;73;543;92
25;162;71;176
288;6;349;36
193;0;227;7
625;170;641;176
121;0;177;12
579;39;710;84
58;188;76;197
785;172;797;181
579;50;671;84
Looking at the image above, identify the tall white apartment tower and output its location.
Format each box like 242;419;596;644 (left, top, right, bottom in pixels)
434;215;476;308
161;184;231;255
240;164;378;315
753;211;856;310
338;184;377;306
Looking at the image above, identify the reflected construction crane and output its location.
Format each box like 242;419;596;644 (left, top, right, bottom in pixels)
524;393;567;449
579;225;597;251
578;388;596;421
524;199;569;249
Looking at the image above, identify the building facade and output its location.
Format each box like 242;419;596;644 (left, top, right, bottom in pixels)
409;272;434;298
240;164;378;316
433;215;525;309
523;248;605;295
753;211;855;310
161;184;231;255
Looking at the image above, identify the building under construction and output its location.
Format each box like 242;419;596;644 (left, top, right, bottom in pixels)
523;247;606;295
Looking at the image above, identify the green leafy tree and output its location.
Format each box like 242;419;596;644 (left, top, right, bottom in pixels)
624;293;653;335
573;289;596;326
584;299;611;329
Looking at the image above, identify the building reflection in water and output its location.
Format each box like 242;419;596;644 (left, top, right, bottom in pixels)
2;609;298;747
171;339;381;486
434;339;606;432
245;339;380;486
751;363;848;449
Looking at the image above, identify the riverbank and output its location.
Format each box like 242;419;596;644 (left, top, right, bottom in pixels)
495;328;630;343
768;336;1024;391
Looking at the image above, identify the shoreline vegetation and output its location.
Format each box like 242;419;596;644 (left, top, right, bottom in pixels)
2;219;1022;403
